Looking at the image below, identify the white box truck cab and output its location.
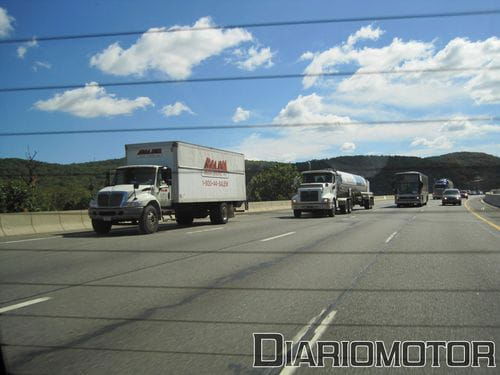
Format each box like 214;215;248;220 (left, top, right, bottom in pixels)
291;169;374;218
89;141;246;234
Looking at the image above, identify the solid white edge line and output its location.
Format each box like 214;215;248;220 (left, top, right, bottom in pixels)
385;231;398;243
0;236;62;245
279;310;337;375
0;297;52;313
260;232;296;242
186;227;224;234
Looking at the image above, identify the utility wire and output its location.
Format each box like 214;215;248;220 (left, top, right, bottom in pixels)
0;116;498;137
1;66;498;93
1;9;499;45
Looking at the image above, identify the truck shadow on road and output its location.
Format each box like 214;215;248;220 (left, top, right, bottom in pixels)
61;221;216;238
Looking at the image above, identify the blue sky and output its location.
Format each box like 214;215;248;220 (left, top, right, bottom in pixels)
0;0;499;163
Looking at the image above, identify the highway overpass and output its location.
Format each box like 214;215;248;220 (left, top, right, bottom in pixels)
0;196;499;373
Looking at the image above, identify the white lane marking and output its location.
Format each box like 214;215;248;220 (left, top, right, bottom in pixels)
291;308;326;343
186;227;224;234
0;236;62;245
280;310;337;375
0;297;52;313
260;232;295;242
411;215;416;220
385;231;398;243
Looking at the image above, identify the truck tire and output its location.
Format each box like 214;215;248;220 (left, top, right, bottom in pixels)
210;203;229;224
139;205;159;234
92;219;112;235
364;200;370;209
327;206;335;217
293;209;302;218
347;200;352;214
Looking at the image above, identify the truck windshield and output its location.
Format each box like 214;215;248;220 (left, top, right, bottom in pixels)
113;167;156;185
303;173;334;183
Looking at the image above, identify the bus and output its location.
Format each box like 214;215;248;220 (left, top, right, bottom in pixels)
433;178;454;199
394;171;429;207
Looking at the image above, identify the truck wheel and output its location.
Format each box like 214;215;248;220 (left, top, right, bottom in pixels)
139;205;159;234
92;219;112;235
364;200;370;209
293;210;302;218
210;203;229;224
347;200;352;214
327;206;335;217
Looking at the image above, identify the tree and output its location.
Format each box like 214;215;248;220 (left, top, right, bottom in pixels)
248;164;301;201
0;180;38;212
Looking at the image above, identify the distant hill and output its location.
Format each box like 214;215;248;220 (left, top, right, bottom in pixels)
0;152;499;210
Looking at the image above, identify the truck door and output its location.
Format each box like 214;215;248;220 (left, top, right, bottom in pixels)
157;168;172;208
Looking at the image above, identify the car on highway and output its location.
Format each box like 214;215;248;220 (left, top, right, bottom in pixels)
442;189;462;206
460;190;468;199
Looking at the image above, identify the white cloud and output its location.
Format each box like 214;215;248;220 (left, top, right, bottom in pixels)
340;142;356;152
410;136;453;150
234;46;274;71
34;82;153;118
90;17;252;79
161;101;194;117
32;61;51;71
346;25;384;48
0;7;14;38
232;106;251;123
301;25;500;106
17;38;38;59
235;92;500;161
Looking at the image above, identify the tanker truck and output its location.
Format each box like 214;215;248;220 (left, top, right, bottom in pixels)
88;141;246;234
291;169;374;218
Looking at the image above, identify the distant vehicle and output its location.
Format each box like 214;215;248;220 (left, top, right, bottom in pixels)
470;190;478;195
291;169;374;218
478;190;484;195
460;190;468;199
89;141;246;234
394;171;429;207
433;178;454;199
442;189;462;206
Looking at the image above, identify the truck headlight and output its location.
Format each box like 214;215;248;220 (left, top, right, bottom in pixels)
322;198;330;203
89;199;97;208
292;199;297;203
126;200;143;207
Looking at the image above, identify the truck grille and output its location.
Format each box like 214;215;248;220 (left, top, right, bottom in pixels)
300;191;319;202
97;192;125;207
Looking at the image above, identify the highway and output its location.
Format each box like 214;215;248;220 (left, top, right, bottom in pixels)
0;196;499;374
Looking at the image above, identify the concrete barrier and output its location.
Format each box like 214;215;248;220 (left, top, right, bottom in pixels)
0;212;36;237
58;211;87;231
31;212;64;234
484;193;500;208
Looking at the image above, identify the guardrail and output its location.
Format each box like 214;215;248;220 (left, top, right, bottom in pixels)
484;192;500;208
0;195;395;238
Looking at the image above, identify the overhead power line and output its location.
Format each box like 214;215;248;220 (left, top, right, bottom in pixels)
1;116;498;137
1;9;499;45
0;66;499;93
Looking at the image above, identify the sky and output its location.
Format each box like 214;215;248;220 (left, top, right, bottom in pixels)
0;0;499;164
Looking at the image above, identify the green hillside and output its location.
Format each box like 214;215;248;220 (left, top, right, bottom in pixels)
0;152;499;211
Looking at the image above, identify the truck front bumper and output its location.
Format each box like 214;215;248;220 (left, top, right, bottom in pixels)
88;207;144;222
395;196;421;205
292;202;334;211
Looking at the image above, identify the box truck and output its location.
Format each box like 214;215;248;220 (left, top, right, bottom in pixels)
291;169;374;217
88;141;246;234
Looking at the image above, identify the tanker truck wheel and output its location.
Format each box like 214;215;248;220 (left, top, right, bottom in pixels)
327;206;335;217
293;210;302;218
210;203;229;224
139;205;159;234
92;219;112;235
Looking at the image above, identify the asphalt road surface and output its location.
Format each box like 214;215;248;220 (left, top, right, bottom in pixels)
0;196;499;374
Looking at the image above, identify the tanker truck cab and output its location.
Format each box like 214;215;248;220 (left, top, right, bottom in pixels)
291;169;374;218
291;170;338;218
